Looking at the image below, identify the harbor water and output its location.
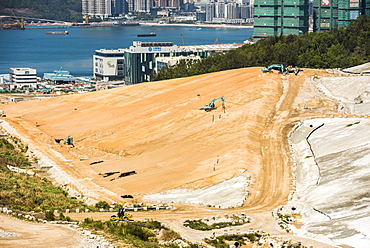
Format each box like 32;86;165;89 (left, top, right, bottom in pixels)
0;25;253;77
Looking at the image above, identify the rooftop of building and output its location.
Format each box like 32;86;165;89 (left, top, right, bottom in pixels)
95;41;243;54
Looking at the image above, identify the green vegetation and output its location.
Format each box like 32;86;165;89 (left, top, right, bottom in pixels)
346;121;361;127
183;218;250;231
153;15;370;81
81;218;204;247
95;200;110;209
276;213;293;233
0;138;30;167
0;137;86;212
0;0;82;22
204;232;264;247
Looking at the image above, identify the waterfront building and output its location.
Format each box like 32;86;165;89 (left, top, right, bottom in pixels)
9;68;37;89
205;1;251;23
313;0;370;32
127;0;135;11
111;0;127;15
226;2;240;19
215;1;226;18
153;0;167;8
43;70;76;84
94;41;242;84
82;0;129;17
253;0;309;41
94;49;126;82
135;0;151;12
206;2;216;21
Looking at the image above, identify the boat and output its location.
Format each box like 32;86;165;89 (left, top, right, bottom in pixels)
137;32;156;37
46;31;69;35
119;22;140;26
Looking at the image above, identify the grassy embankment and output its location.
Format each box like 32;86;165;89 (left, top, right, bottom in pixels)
0;137;85;212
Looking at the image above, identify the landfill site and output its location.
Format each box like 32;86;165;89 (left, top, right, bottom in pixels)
1;64;370;247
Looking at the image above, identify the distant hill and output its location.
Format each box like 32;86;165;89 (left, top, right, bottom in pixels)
0;0;82;22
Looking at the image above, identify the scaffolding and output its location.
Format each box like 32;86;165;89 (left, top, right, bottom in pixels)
253;0;309;41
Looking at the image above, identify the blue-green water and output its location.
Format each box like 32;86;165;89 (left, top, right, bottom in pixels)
0;26;253;77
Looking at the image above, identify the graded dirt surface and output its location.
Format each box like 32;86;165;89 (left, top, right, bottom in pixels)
0;67;340;247
0;214;81;247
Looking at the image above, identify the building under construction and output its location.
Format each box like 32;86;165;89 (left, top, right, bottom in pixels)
313;0;370;32
254;0;370;40
253;0;310;41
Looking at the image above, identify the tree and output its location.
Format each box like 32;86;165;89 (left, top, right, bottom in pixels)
95;201;110;209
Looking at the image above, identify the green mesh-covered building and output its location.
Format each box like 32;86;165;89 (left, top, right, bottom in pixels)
314;0;370;32
253;0;310;41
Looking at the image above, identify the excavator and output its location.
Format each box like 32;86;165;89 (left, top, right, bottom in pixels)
200;96;225;112
261;64;285;73
110;208;133;221
64;136;74;147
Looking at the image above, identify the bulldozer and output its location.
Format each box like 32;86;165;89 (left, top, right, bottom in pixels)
200;96;225;112
110;208;133;221
285;66;301;75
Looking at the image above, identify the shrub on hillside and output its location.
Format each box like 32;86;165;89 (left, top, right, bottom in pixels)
95;201;110;209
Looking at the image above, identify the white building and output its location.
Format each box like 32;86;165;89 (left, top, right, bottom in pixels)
135;0;151;12
82;0;112;18
94;49;126;82
9;68;37;89
94;41;243;84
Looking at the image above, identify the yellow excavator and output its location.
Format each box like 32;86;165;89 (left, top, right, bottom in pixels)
110;208;133;221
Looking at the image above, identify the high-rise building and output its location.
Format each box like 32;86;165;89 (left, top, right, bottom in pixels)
253;0;309;41
226;2;240;19
215;1;226;18
111;0;126;15
206;2;216;21
313;0;370;32
134;0;151;12
82;0;113;18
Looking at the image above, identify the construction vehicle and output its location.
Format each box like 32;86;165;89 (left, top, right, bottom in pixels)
261;64;285;73
64;136;73;146
55;136;74;147
200;96;225;112
285;66;301;75
110;208;133;221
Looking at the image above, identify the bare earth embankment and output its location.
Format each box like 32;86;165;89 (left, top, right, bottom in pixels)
0;67;342;247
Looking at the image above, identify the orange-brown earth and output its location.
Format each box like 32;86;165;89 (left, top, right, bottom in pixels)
0;67;339;247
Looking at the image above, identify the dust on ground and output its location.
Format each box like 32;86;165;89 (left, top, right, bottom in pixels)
0;67;342;247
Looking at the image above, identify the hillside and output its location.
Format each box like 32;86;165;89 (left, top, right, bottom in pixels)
0;67;335;209
0;0;81;22
1;66;356;247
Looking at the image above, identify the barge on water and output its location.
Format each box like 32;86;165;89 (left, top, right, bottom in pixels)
137;32;156;37
46;31;69;35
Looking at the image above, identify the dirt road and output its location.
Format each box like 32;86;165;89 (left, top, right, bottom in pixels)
0;214;82;247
